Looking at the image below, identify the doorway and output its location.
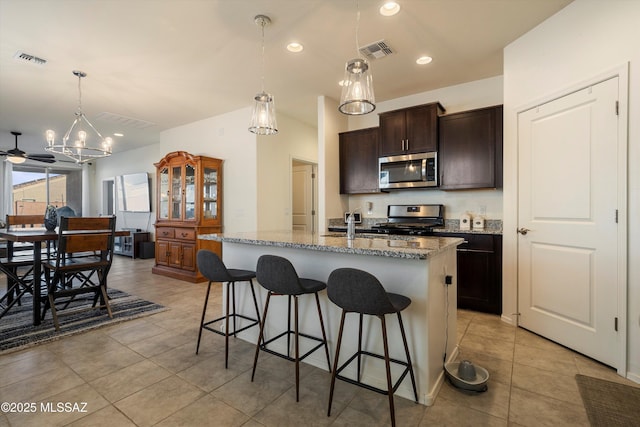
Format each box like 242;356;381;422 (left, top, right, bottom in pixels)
292;160;317;233
517;73;627;372
102;179;115;215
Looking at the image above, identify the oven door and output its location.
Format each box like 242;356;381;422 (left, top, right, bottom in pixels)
378;152;437;189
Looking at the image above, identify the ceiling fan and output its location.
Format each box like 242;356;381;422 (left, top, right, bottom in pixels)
0;131;56;164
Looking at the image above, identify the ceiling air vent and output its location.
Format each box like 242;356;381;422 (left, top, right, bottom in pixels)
95;112;156;129
13;51;47;66
359;40;394;61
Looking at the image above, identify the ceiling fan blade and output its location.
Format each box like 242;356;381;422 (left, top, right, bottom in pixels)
26;154;56;163
4;132;56;163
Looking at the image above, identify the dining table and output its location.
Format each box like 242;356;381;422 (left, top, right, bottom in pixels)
0;228;130;326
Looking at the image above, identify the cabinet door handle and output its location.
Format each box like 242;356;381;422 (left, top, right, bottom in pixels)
406;139;409;151
457;248;493;254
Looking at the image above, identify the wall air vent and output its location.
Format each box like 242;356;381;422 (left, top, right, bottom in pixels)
359;40;395;60
13;51;47;66
95;112;156;129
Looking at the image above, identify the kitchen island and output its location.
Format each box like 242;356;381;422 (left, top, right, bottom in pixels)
198;230;463;405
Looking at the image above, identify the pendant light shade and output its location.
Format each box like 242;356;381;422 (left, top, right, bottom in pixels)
249;14;278;135
338;58;375;115
249;91;278;135
339;1;376;115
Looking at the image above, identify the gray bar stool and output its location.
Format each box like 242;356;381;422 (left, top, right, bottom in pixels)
196;249;261;369
326;267;418;427
251;254;332;402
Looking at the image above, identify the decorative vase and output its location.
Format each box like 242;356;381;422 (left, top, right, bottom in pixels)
44;205;57;231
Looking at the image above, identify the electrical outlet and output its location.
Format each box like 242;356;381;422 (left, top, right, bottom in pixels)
479;205;487;216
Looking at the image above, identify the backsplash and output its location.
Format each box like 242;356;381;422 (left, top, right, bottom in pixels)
441;219;503;233
327;217;385;229
327;217;503;234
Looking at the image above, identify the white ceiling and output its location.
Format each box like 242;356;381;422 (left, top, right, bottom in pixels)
0;0;573;161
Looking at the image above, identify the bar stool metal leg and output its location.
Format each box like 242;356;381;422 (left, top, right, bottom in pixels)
315;292;332;370
327;309;347;417
398;312;418;402
380;315;396;427
294;295;300;401
196;280;214;355
251;291;271;382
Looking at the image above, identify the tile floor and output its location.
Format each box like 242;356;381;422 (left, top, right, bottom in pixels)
1;256;637;426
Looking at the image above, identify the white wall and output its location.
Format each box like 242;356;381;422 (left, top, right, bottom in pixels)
346;76;504;221
160;107;259;233
318;96;349;231
503;0;640;382
92;144;160;232
256;113;317;231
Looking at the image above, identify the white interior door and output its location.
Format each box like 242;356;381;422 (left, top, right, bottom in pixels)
518;77;621;367
292;164;314;232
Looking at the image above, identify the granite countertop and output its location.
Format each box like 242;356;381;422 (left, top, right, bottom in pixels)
199;230;463;260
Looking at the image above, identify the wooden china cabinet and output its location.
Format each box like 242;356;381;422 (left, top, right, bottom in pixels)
152;151;222;282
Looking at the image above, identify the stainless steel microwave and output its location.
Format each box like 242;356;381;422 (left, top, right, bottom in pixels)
379;152;437;190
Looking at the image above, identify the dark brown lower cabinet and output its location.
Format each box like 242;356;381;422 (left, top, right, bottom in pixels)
435;232;502;314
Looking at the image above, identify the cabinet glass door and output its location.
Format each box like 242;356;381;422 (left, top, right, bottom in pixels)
171;166;182;220
185;164;196;220
203;166;218;219
159;167;169;219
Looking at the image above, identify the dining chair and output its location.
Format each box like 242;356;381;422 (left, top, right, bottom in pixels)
40;216;117;330
0;214;47;318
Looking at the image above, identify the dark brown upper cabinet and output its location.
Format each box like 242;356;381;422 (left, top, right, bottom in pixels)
379;102;445;157
339;127;380;194
438;105;503;190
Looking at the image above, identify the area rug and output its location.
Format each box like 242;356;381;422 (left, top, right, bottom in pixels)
0;289;166;354
575;374;640;427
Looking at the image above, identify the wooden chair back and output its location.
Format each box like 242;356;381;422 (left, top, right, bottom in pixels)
56;216;116;261
4;214;47;256
43;215;117;330
6;214;45;229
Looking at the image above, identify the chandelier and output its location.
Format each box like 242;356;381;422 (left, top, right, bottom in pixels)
248;15;278;135
339;1;376;115
45;70;113;163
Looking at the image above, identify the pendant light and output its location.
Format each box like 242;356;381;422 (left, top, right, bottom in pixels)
339;1;376;115
45;70;113;163
249;15;278;135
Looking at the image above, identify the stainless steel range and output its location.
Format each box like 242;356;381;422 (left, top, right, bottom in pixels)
373;204;444;236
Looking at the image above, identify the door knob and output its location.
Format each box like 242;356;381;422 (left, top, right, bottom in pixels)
517;228;530;235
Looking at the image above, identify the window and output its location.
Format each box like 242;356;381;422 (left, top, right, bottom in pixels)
11;166;82;216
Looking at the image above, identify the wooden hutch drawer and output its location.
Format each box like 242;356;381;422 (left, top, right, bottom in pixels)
174;228;196;241
157;227;175;239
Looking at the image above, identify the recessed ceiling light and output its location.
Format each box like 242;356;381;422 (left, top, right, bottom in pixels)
379;1;401;16
114;133;124;137
287;42;303;53
416;56;433;65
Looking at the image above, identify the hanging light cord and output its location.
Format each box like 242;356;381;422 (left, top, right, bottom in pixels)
260;19;266;93
355;0;361;56
76;74;83;115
